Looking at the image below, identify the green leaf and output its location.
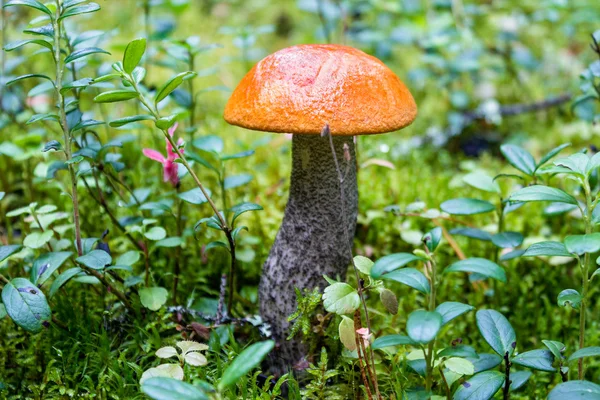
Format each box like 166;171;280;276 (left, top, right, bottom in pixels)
509;370;532;392
223;174;253;190
155;115;177;130
109;115;154;127
145;227;167;241
439;345;478;358
568;347;600;362
370;253;424;278
123;38;147;74
29;113;60;125
423;227;442;252
7;74;54;87
155;71;197;105
2;278;51;333
353;256;374;275
453;371;505;400
4;0;51;15
406;310;442;344
49;267;82;298
372;334;414;349
491;232;523;248
71;119;104;132
139;287;168;311
542;340;566;360
381;268;430;294
511;349;556;372
440;198;496;215
0;245;21;263
445;357;475;376
554;153;590;177
76;250;111;269
23;231;53;249
476;309;516;357
178;188;211;205
467;353;503;373
93;90;138;103
537;143;571;169
500;144;536;175
60;78;93;94
156;237;184;248
508;185;577;205
548;381;600;400
451;228;493;241
322;283;360;315
141;377;208;400
4;39;52;51
435;301;474;326
339;315;356;351
463;171;500;193
445;258;506;283
31;251;72;285
217;341;275;391
558;289;581;309
522;241;573;257
64;47;110;63
230;202;262;225
58;2;100;20
564;233;600;255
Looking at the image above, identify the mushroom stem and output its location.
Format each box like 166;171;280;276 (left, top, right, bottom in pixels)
259;134;358;372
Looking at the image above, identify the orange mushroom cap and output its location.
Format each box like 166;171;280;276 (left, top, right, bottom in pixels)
224;44;417;136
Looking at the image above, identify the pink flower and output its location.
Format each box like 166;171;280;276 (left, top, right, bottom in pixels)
356;327;372;348
143;123;184;186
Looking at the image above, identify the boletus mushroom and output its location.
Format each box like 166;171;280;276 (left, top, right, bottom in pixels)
224;44;416;371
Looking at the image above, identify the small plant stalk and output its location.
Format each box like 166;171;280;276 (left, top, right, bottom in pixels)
424;247;437;392
131;80;238;311
354;310;373;400
579;180;593;379
503;351;511;400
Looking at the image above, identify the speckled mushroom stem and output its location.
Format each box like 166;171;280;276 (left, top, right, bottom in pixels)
259;134;358;372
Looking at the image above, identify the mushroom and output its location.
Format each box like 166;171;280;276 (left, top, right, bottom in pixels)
224;44;416;370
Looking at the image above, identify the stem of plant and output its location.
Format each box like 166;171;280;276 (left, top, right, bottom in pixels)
579;180;593;379
131;78;238;311
326;131;380;399
52;2;83;258
424;246;437;393
503;351;511;400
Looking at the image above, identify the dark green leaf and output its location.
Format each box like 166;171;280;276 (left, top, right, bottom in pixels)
155;71;197;105
4;39;52;52
370;253;424;278
453;371;505;400
438;345;478;358
93;90;138;103
178;188;211;205
548;381;600;400
450;228;493;241
60;78;93;94
141;377;208;400
542;340;566;360
49;267;82;298
564;234;600;255
123;38;146;74
76;250;111;270
372;335;414;349
59;2;100;20
491;231;523;248
445;258;506;283
2;278;51;333
406;310;442;344
31;251;72;285
381;268;430;294
230;202;262;225
0;245;21;263
558;289;581;309
436;301;474;325
509;370;532;392
4;0;52;15
512;349;556;372
508;185;578;205
29;113;59;125
568;347;600;362
466;354;503;373
423;227;442;252
71;119;103;132
440;198;496;215
7;74;54;86
64;47;110;63
217;341;275;391
109;115;154;127
23;24;54;38
501;144;536;175
476;309;516;357
537;143;571;169
523;241;572;257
